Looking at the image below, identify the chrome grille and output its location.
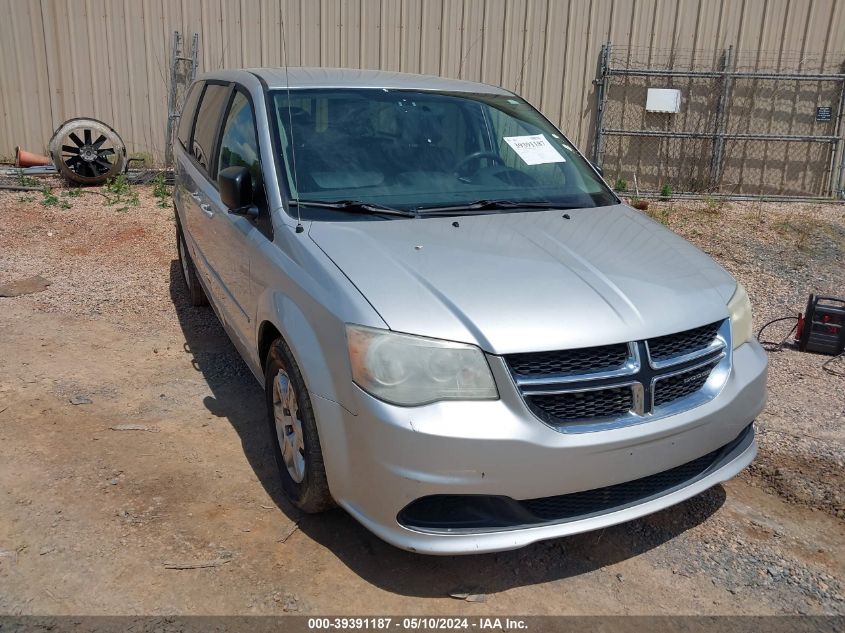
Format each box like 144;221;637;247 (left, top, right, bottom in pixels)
653;359;720;407
506;320;731;433
527;387;634;423
647;321;722;364
507;343;629;377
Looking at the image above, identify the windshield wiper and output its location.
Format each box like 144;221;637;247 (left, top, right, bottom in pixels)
415;199;571;214
290;199;417;217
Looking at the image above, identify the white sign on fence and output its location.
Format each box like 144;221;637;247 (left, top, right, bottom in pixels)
646;88;682;113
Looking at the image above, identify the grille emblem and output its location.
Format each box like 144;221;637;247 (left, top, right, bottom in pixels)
631;382;645;415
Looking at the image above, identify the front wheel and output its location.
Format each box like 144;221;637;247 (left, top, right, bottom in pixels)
265;338;334;513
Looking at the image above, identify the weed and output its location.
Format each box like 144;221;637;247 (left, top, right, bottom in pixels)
18;194;35;203
702;194;728;215
152;172;172;208
16;169;39;188
794;208;828;252
40;187;71;209
772;218;791;234
104;174;131;198
614;178;628;192
745;199;765;224
62;188;83;198
647;205;670;225
104;174;140;211
772;210;823;253
660;183;673;200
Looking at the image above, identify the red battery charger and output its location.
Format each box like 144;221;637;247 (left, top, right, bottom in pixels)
796;295;845;355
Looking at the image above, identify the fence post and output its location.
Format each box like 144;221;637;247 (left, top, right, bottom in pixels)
164;31;181;168
190;33;199;82
831;77;845;198
592;43;611;167
709;45;732;188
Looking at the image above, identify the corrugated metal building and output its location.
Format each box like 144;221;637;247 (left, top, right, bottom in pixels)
1;0;844;165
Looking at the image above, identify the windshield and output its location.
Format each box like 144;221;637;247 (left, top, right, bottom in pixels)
271;89;616;215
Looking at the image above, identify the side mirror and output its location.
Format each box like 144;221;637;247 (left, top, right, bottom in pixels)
218;166;258;218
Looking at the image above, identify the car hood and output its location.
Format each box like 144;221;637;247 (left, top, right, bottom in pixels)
308;205;736;354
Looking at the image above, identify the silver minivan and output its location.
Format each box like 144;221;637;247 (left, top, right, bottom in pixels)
173;68;767;554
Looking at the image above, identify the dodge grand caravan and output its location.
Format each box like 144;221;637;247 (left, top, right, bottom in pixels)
173;68;767;554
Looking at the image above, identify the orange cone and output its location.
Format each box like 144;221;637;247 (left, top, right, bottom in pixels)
15;146;51;167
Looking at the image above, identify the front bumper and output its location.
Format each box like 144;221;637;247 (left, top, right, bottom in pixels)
312;340;767;555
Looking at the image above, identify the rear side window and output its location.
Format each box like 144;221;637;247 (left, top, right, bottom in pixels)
191;84;230;175
176;82;202;149
218;92;260;183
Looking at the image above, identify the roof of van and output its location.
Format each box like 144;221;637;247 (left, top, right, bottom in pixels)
202;67;513;95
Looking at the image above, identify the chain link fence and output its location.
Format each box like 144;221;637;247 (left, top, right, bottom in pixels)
593;44;845;199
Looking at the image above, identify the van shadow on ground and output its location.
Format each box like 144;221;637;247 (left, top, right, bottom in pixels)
169;260;725;598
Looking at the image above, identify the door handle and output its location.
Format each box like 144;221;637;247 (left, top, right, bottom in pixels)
200;203;213;217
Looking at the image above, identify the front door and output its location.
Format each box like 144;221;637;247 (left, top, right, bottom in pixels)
207;88;269;353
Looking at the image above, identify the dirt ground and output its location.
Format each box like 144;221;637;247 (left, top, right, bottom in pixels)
0;182;843;615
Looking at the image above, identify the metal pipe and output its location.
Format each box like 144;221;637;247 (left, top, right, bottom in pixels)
710;46;732;186
0;184;42;192
607;68;845;81
592;43;611;166
833;77;845;199
164;31;180;168
624;191;845;203
190;33;199;82
601;129;840;142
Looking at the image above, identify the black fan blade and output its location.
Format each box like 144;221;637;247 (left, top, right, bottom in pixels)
62;144;80;154
69;132;84;147
94;158;112;174
84;129;92;145
93;134;107;149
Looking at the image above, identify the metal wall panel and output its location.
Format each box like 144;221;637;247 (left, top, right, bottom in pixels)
1;0;843;165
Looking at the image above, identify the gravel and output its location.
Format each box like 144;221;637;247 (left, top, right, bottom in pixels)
636;198;845;522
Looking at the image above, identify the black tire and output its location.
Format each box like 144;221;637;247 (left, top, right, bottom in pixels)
176;221;208;306
264;338;334;513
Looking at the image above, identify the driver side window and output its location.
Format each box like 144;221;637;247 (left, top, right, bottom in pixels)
218;90;273;240
218;92;260;184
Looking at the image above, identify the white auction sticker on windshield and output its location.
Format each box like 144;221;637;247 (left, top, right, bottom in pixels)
503;134;566;165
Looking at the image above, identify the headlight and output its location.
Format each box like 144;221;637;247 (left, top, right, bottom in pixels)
346;325;498;406
727;283;753;349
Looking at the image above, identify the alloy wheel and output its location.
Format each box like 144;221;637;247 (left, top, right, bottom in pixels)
272;368;306;483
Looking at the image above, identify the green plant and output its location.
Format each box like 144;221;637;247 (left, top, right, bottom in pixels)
614;178;628;192
659;183;673;200
62;188;83;198
18;194;35;203
16;169;39;188
152;172;172;208
40;187;69;209
104;174;140;211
